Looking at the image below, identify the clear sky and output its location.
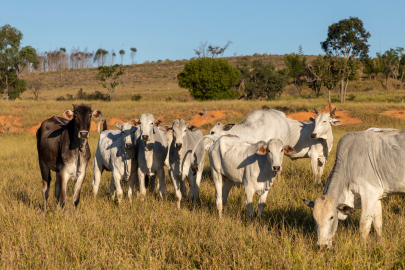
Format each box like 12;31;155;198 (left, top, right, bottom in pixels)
2;0;405;64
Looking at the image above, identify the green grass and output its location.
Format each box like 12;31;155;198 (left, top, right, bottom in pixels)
2;100;405;268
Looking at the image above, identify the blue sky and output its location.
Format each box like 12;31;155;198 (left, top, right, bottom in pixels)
2;0;405;64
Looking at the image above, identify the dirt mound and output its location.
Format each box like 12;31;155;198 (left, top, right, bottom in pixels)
0;115;23;134
287;110;362;124
187;111;228;130
381;110;405;120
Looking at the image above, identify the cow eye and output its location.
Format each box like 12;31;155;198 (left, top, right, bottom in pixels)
211;132;215;135
330;216;333;220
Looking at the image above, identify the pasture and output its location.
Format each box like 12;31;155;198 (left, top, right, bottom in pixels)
2;99;405;268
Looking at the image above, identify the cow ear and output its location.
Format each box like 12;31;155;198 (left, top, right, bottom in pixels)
331;119;342;126
217;122;221;125
91;110;102;119
187;125;198;132
303;199;314;208
223;124;234;131
337;204;355;215
154;119;163;127
283;145;296;156
116;122;122;129
160;125;172;131
128;119;138;126
309;117;316;122
63;110;73;120
255;141;268;155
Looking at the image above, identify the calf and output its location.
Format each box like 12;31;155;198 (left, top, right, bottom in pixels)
93;120;138;203
286;108;341;183
161;119;205;208
209;135;296;218
133;113;168;200
36;104;102;212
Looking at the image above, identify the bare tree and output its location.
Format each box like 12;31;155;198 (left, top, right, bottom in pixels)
28;79;43;100
194;41;232;58
119;49;125;65
111;49;116;65
130;47;137;64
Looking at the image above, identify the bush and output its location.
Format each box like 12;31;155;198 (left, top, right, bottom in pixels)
131;94;142;101
347;94;356;101
177;58;240;100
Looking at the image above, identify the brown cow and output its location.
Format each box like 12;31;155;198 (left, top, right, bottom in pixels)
36;104;102;213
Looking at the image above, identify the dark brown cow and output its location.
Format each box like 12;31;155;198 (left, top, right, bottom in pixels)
36;104;102;213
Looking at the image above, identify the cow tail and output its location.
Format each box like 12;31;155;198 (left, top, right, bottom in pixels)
97;119;107;134
190;135;217;174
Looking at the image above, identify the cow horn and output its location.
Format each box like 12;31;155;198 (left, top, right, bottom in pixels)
330;107;337;117
314;108;319;115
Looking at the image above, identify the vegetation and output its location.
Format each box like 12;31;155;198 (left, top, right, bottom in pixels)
177;58;240;100
0;24;39;100
97;64;125;100
284;53;306;93
237;58;288;100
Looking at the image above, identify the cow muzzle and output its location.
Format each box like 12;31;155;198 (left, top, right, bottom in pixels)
79;131;89;139
141;135;149;141
125;143;132;149
311;133;317;139
272;166;281;172
175;143;182;149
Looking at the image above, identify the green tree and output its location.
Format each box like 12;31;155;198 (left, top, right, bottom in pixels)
119;49;125;65
130;47;137;64
305;55;326;96
0;24;39;100
284;53;306;93
94;48;109;66
377;49;397;91
362;57;380;81
97;64;125;100
177;58;240;100
237;59;288;100
321;17;370;102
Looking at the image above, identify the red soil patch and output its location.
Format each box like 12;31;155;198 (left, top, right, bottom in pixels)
0;115;23;134
381;110;405;120
287;110;362;124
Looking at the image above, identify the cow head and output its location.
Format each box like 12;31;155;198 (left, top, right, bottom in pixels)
63;104;102;139
132;113;162;143
208;122;234;137
116;120;137;149
303;195;355;248
162;119;198;150
310;108;342;140
255;139;296;172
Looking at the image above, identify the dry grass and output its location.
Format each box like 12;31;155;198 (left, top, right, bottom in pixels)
2;100;405;268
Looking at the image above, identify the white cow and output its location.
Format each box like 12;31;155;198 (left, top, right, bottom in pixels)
286;108;342;184
304;129;405;247
209;135;296;218
93;119;138;203
133;113;168;200
161;119;205;208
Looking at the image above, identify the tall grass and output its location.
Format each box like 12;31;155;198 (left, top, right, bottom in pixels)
1;101;405;268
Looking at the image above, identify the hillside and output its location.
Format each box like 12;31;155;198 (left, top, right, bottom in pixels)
19;54;319;101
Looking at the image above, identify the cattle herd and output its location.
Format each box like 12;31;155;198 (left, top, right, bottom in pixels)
36;104;405;248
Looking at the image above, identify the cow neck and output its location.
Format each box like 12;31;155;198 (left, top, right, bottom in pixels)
325;125;334;154
143;139;154;172
323;163;347;204
67;118;87;152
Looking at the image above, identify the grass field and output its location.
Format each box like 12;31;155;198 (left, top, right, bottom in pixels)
2;98;405;268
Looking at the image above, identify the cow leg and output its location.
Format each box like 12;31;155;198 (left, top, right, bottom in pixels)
138;167;147;201
180;173;187;199
112;171;123;204
72;162;88;209
373;200;383;241
128;169;138;204
244;186;255;218
39;158;51;214
211;170;223;218
359;198;378;240
170;169;182;209
188;168;201;206
310;155;321;184
258;190;269;217
157;168;166;202
92;158;104;198
55;172;61;202
58;169;69;209
110;178;116;201
222;179;234;211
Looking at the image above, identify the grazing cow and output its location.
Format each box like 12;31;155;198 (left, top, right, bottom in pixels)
191;109;291;173
92;120;138;203
36;104;102;212
303;129;405;247
209;135;296;218
133;113;168;200
161;119;205;208
286;108;342;184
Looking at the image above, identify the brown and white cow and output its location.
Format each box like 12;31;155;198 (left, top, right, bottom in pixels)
36;104;102;213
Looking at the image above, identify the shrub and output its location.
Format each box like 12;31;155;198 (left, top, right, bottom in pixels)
177;58;240;100
131;94;142;101
165;96;172;102
347;94;356;101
